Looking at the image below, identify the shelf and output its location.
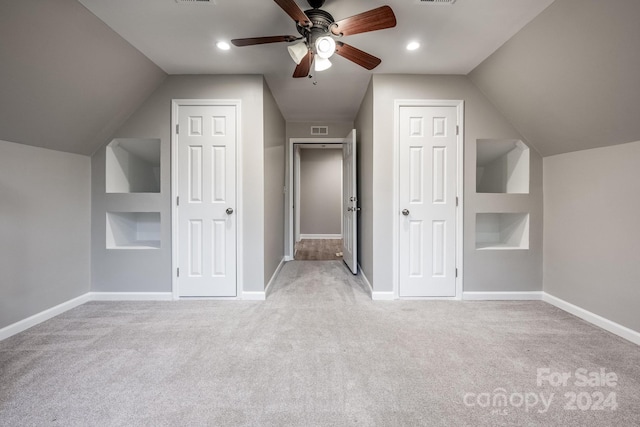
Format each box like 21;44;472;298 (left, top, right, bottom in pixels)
476;213;529;250
106;212;160;249
476;139;529;194
106;138;160;193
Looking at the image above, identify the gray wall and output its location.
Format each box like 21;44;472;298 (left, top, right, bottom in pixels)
0;140;91;329
469;0;640;157
263;81;286;286
92;75;268;293
544;141;640;332
354;80;374;283
0;0;166;155
369;75;543;293
299;149;342;236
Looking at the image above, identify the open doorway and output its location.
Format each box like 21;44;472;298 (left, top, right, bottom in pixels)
288;131;358;273
293;143;343;261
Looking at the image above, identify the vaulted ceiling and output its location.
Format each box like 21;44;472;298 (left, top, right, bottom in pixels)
0;0;166;155
470;0;640;156
1;0;638;157
76;0;554;123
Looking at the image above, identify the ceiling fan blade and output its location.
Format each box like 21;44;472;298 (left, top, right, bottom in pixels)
331;5;397;37
231;35;299;47
335;42;382;70
293;51;312;78
274;0;311;27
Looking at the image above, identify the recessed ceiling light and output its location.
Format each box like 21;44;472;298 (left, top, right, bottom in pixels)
406;41;420;51
216;41;231;51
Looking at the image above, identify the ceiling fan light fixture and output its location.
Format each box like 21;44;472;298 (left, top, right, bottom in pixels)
314;56;332;72
315;36;336;60
216;41;231;50
288;41;308;64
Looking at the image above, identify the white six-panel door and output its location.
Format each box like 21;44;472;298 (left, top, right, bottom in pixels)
176;104;237;297
399;106;457;297
342;129;357;274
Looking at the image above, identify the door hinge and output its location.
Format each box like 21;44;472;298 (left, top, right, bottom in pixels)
177;268;180;277
455;268;458;278
456;196;459;207
456;125;459;135
176;196;180;206
176;124;179;134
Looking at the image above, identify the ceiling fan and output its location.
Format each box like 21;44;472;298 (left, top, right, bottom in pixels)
231;0;397;78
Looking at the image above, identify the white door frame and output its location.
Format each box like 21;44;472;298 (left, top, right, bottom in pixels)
287;137;345;260
393;100;464;300
171;99;243;299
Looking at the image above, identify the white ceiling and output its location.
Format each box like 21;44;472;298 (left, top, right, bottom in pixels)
78;0;555;122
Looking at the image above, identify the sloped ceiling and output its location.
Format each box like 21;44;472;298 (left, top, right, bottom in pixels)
77;0;554;123
469;0;640;157
0;0;166;156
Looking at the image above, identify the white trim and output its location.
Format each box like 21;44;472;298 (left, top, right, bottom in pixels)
463;291;543;301
0;293;91;341
288;137;346;259
4;289;638;347
90;292;173;301
358;263;373;298
242;291;266;301
543;293;640;346
372;292;395;301
294;145;301;243
284;256;294;262
171;99;243;299
299;234;342;240
264;256;286;297
393;100;465;300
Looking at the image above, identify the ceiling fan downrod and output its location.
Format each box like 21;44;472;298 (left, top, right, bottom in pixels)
307;0;325;9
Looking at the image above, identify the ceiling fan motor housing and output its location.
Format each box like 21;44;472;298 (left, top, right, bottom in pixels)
298;8;336;52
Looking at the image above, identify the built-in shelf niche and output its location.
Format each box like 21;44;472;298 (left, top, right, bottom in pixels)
476;139;529;194
106;138;160;193
476;213;529;250
106;212;161;249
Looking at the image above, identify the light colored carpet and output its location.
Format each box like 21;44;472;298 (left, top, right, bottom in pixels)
1;261;639;426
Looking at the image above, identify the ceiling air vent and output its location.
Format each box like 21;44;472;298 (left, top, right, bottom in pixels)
417;0;456;4
310;126;329;136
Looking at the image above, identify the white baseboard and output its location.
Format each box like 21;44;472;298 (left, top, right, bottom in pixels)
264;257;286;297
242;291;266;301
90;292;173;301
284;256;294;262
0;293;91;341
358;263;373;298
358;264;396;301
542;293;640;346
372;292;395;301
463;291;543;301
300;234;341;240
4;288;637;348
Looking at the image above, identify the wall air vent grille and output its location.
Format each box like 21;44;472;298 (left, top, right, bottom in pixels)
417;0;456;4
310;126;329;136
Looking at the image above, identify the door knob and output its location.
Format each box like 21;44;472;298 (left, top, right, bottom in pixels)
226;208;234;215
402;209;410;216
